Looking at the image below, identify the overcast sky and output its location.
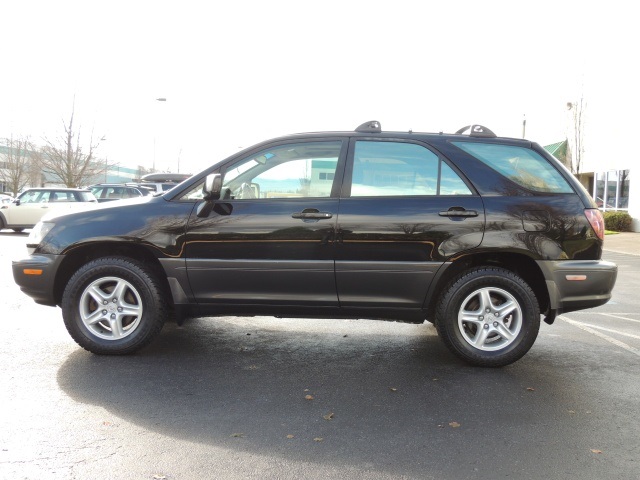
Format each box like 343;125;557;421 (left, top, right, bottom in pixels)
2;1;636;174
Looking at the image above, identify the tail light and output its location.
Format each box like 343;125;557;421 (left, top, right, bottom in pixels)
584;208;605;240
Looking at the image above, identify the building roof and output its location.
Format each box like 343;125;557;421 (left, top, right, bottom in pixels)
544;140;567;156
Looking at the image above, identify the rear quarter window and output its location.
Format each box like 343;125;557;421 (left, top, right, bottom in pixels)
77;191;97;202
452;142;574;193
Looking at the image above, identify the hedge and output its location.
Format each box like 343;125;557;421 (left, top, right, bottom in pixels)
603;211;632;232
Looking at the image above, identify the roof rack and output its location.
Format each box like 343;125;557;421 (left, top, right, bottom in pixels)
455;124;497;138
140;173;190;183
355;120;382;133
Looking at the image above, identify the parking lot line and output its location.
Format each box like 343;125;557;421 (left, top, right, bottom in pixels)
560;316;640;357
599;313;640;324
563;322;640;340
572;311;640;323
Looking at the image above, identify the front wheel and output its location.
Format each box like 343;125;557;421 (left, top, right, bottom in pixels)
62;257;169;354
435;267;540;367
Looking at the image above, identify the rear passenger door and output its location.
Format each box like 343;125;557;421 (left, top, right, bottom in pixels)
335;139;485;309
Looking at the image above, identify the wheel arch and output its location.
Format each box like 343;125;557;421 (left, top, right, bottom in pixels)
425;252;550;321
53;242;173;308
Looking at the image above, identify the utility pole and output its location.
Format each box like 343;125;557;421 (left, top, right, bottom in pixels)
522;114;526;139
153;97;167;172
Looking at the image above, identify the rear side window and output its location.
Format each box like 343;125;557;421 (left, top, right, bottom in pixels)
452;142;573;193
350;141;472;196
52;191;76;202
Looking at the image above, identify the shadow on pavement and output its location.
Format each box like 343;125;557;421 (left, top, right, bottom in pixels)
56;317;625;479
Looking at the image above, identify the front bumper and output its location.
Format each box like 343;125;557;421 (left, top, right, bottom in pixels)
537;259;618;314
12;254;63;306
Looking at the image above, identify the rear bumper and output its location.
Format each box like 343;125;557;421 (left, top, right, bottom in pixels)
537;259;618;314
12;254;62;306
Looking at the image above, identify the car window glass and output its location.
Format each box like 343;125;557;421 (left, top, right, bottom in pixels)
350;141;471;196
440;162;473;195
19;191;43;203
222;141;342;199
180;181;205;200
55;191;75;202
79;191;95;202
452;142;574;193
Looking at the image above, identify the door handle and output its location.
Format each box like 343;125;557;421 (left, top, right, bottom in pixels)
291;209;333;220
439;208;478;217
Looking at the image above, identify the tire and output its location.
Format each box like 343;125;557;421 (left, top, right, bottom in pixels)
61;257;169;354
12;228;24;233
435;267;540;367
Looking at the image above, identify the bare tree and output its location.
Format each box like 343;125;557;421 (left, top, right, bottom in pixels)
567;95;586;175
40;104;105;187
136;165;154;181
0;135;38;195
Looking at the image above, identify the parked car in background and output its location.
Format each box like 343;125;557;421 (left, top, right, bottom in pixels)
89;183;152;203
0;187;97;232
139;182;179;194
0;194;15;204
139;173;190;194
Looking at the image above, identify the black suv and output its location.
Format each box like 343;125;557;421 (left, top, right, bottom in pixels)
12;122;617;366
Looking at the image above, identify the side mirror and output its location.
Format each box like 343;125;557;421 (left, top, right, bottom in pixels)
197;173;223;218
203;173;222;201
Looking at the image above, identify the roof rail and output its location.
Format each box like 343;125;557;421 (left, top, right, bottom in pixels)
140;173;190;183
455;124;497;138
355;120;382;133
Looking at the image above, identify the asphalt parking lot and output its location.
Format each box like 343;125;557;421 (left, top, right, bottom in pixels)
1;231;639;479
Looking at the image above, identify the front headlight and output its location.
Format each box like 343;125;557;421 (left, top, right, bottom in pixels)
26;222;55;254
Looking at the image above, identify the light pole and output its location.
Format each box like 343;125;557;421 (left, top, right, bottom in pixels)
153;98;167;172
99;136;108;182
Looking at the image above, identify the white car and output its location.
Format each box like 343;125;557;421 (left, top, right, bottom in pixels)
0;194;15;204
0;188;97;232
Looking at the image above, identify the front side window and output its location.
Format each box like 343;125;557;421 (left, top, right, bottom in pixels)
349;141;472;197
19;190;45;203
222;141;342;199
453;142;573;193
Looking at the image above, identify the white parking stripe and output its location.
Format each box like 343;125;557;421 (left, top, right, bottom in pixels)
572;312;640;317
599;313;640;324
571;312;640;323
565;322;640;340
559;316;640;357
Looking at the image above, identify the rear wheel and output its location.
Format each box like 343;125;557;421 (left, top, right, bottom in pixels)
62;257;168;354
435;267;540;367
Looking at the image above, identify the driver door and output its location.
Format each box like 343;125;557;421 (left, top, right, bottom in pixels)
184;139;347;307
